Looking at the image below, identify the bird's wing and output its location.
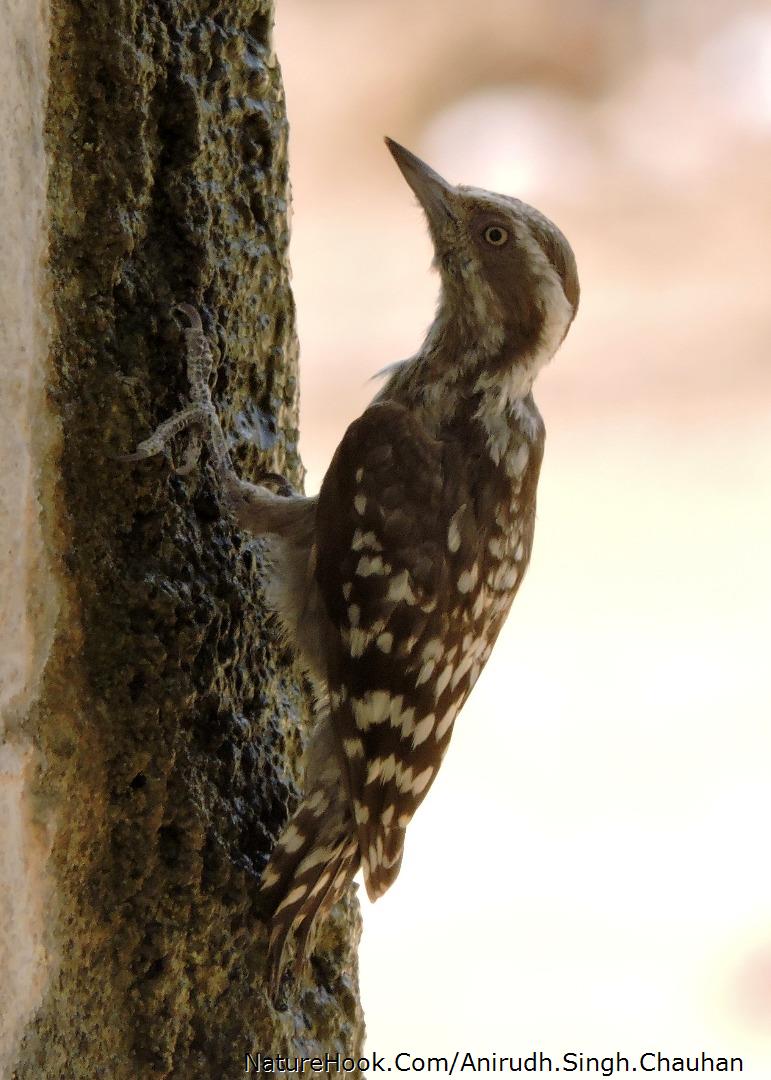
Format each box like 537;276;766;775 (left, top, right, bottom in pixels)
315;401;477;901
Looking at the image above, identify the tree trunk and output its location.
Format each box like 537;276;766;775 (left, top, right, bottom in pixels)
0;0;364;1074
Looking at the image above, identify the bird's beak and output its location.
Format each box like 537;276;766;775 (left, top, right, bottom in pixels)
385;137;457;231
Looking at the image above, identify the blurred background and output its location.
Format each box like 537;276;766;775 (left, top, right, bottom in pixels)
275;0;771;1065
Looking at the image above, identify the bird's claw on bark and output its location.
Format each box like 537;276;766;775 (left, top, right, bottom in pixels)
118;305;290;502
259;472;296;498
117;304;222;471
173;302;203;333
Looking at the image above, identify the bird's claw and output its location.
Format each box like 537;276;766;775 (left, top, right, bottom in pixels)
118;305;283;499
259;472;296;498
173;303;203;332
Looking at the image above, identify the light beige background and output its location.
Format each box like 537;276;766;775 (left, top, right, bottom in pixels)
276;0;771;1066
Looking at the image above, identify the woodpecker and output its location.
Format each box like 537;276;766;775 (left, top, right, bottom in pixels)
121;138;579;993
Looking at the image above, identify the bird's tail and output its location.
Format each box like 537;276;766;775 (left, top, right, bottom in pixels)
259;714;360;995
360;823;406;901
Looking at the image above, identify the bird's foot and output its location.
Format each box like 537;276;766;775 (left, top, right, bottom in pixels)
259;471;297;498
117;305;232;478
116;402;208;466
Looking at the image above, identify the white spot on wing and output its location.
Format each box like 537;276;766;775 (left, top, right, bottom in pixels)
348;627;369;657
421;638;443;661
356;554;391;577
457;564;479;593
447;504;466;553
275;883;308;914
309;870;332;898
365;759;383;785
398;706;417;738
488;536;505;559
472;588;487;620
352;529;383;552
411;713;435;747
380;754;397;783
411;765;434;795
490;562;519;592
435;703;459;740
395;762;415;793
415;659;436;686
353;690;392;731
387;570;417;604
434;664;454;699
297;846;333;875
450;651;473;690
281;824;305;854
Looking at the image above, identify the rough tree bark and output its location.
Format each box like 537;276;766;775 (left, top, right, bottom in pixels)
0;0;364;1074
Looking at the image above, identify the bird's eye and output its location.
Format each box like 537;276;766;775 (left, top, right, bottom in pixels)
483;225;509;246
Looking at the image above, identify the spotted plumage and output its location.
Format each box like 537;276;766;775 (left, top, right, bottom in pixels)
120;139;579;996
314;393;544;903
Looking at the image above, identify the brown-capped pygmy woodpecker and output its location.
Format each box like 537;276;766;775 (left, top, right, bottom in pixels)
121;138;580;991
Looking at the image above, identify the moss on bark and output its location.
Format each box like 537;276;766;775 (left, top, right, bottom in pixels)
12;1;363;1074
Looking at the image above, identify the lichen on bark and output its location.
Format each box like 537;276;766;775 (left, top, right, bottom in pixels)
9;0;364;1074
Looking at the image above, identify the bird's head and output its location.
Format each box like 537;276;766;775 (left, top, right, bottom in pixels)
386;137;579;372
